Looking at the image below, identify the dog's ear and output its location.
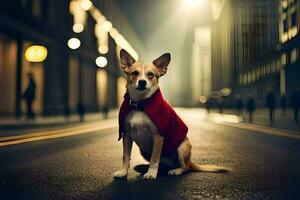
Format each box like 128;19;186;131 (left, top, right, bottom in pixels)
120;49;136;73
153;53;171;77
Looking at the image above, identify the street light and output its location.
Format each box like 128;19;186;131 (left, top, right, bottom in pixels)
96;56;107;68
182;0;204;8
25;45;48;62
98;45;109;54
67;38;81;50
80;0;92;11
102;21;113;32
73;23;84;33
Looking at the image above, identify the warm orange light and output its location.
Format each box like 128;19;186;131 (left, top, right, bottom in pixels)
199;96;208;104
80;0;92;11
182;0;204;8
98;45;109;54
102;21;113;32
220;88;232;96
73;23;84;33
25;45;48;62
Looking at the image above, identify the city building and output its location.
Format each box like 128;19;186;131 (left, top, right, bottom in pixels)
211;0;281;106
0;0;143;118
279;0;300;98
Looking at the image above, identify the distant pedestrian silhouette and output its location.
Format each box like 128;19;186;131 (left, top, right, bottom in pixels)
77;102;85;122
265;91;276;124
246;96;256;123
23;73;36;120
280;94;287;115
291;89;300;122
206;98;212;113
217;98;223;113
236;94;244;116
103;104;109;119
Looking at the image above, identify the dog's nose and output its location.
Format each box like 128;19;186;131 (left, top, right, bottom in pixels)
138;79;147;88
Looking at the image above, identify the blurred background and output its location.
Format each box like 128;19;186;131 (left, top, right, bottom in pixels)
0;0;299;119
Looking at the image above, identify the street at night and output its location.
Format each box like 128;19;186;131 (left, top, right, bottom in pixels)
1;109;300;199
1;0;300;199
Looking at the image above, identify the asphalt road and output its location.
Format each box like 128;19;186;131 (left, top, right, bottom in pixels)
0;109;300;199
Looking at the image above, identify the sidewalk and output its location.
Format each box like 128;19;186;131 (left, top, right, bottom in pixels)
0;110;118;131
209;108;300;132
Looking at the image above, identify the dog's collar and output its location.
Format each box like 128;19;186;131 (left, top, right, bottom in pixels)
124;89;162;111
129;99;143;110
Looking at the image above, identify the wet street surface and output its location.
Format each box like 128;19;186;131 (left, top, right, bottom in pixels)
0;109;300;199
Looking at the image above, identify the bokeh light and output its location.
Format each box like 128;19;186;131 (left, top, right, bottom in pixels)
96;56;107;68
67;38;81;50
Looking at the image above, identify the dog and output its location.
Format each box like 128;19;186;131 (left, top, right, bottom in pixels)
114;49;228;180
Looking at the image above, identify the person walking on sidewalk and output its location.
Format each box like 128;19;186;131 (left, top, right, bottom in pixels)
236;94;244;116
23;73;36;120
265;91;276;124
291;88;300;122
77;102;85;123
205;98;212;113
280;94;287;115
217;97;224;114
246;95;256;123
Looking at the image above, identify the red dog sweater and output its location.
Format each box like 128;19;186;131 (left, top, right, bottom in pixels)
118;89;188;155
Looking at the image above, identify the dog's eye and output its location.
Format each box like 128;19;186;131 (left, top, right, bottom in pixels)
131;71;139;77
147;72;154;79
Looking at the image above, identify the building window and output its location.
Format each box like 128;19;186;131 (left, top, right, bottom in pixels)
281;53;287;65
247;73;251;84
281;0;288;9
256;68;261;79
291;48;298;64
239;75;243;85
251;70;256;82
276;59;281;71
243;74;248;85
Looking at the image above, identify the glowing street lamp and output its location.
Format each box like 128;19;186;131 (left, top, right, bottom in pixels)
25;45;48;62
67;38;81;50
80;0;92;11
73;23;84;33
182;0;204;9
98;45;109;54
96;56;107;68
199;96;208;104
102;21;113;32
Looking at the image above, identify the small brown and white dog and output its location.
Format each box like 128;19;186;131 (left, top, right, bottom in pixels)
114;49;228;180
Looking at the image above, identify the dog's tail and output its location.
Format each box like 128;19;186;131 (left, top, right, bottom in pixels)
188;161;230;173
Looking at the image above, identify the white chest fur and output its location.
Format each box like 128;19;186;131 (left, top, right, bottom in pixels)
124;111;158;154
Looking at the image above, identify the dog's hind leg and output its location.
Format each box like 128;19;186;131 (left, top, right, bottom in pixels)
168;137;191;176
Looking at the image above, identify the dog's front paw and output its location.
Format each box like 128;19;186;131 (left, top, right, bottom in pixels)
113;169;128;179
143;169;157;180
